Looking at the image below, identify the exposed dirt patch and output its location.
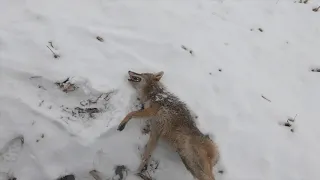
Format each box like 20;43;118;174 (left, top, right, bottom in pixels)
55;78;79;93
60;90;116;123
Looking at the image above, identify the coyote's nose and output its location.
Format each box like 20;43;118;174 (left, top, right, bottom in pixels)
128;71;138;76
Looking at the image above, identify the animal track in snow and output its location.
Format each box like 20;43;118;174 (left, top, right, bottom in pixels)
0;136;24;177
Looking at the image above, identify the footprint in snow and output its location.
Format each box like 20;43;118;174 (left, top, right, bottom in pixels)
0;135;24;162
0;135;24;178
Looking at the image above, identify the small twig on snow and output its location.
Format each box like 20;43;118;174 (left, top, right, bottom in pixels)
89;170;103;180
96;36;104;42
181;45;194;55
38;85;47;90
46;45;60;58
39;100;44;107
288;114;298;122
88;93;104;105
48;41;55;48
312;6;320;12
29;76;42;79
261;95;271;102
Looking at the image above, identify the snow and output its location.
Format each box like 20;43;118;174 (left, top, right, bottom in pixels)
1;0;320;179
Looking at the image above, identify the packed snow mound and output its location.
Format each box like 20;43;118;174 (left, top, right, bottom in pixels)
1;0;320;180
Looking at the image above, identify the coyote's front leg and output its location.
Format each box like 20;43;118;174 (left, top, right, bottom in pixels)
117;106;159;131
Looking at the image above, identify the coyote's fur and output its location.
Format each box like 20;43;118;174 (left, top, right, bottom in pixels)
118;71;219;180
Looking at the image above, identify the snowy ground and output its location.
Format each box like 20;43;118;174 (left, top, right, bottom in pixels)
1;0;320;179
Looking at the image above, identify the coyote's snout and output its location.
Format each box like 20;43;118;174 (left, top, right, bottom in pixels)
118;70;219;180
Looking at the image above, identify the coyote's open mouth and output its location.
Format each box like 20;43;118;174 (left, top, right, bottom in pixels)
128;71;142;82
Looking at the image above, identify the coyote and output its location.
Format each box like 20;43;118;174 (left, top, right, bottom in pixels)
117;71;219;180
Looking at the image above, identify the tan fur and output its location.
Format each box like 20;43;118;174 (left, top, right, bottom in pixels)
118;71;219;180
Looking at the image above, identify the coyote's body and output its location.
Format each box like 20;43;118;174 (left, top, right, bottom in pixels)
118;71;219;180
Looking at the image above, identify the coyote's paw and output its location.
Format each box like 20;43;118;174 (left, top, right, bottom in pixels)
117;122;127;131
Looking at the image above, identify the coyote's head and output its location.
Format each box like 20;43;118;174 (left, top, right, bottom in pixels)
127;70;164;91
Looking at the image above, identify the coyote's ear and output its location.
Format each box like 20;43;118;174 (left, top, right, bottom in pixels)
154;71;164;81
